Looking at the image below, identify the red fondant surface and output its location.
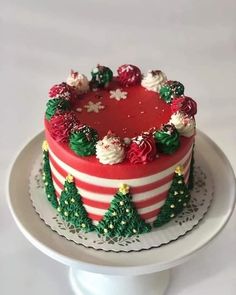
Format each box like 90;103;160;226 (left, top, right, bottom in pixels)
73;80;172;138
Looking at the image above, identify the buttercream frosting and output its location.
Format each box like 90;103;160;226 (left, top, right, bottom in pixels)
169;112;195;137
67;70;89;95
96;132;125;165
141;70;167;92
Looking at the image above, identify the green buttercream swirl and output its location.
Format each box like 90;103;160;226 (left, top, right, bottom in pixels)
43;150;59;208
154;171;191;227
69;126;99;156
58;179;95;232
96;192;151;237
45;98;70;120
91;65;113;88
154;125;180;154
160;81;185;103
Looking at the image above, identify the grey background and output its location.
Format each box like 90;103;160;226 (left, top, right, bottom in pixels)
1;0;236;294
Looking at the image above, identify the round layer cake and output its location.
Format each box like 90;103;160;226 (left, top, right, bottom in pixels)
43;65;197;236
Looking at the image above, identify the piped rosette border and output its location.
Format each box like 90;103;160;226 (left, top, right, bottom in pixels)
44;64;197;166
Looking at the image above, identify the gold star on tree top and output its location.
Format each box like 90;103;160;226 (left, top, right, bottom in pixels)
119;184;130;195
66;174;74;183
42;140;49;152
175;165;184;176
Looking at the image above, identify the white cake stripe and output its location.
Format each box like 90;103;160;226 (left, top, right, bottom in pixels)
49;145;193;187
50;158;191;203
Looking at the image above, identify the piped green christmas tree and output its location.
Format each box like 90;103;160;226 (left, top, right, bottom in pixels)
57;174;94;233
154;165;191;227
42;140;58;208
188;149;195;190
96;184;151;237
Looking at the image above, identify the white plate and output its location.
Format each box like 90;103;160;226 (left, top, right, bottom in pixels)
7;130;236;276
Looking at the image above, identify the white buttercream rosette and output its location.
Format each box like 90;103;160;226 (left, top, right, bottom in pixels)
67;70;89;95
96;132;125;165
169;111;196;137
141;70;167;92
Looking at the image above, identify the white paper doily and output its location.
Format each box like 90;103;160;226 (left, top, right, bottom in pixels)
29;150;214;252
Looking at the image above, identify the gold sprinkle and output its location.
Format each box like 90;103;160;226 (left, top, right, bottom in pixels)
42;140;49;152
45;182;48;186
66;174;74;183
175;165;184;176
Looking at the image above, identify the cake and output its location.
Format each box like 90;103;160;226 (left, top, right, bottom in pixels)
42;64;197;237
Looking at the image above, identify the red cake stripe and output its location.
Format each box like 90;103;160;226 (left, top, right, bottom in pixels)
45;126;194;179
49;152;191;195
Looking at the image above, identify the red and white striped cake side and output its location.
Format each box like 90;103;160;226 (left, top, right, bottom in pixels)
48;144;193;225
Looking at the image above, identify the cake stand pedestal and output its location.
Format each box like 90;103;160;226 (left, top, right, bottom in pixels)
7;130;236;295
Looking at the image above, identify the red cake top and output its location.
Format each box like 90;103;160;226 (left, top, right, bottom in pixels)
73;79;171;138
44;64;197;165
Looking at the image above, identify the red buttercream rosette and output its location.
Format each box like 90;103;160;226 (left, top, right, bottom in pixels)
117;64;142;87
49;82;77;102
49;111;80;143
171;96;197;117
127;133;157;164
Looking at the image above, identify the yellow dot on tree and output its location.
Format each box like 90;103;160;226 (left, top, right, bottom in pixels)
183;203;187;207
178;199;182;202
42;140;49;152
66;174;74;183
180;191;184;194
120;201;124;206
170;213;175;218
133;229;137;233
170;204;175;208
112;212;117;216
121;221;126;225
178;180;182;184
57;207;61;212
119;183;130;194
109;224;114;229
174;191;178;195
175;165;184;176
71;198;75;203
81;223;86;228
75;212;79;217
65;200;69;205
64;211;68;216
104;228;108;233
126;209;130;213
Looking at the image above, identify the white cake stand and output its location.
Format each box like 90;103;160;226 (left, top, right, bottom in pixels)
7;130;236;295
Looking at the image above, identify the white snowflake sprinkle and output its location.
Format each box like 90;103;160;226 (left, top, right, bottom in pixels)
84;101;105;113
109;89;128;101
76;107;82;112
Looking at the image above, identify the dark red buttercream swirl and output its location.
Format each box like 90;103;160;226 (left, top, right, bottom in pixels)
127;133;157;164
49;111;79;143
49;82;77;102
171;96;197;117
117;64;142;87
